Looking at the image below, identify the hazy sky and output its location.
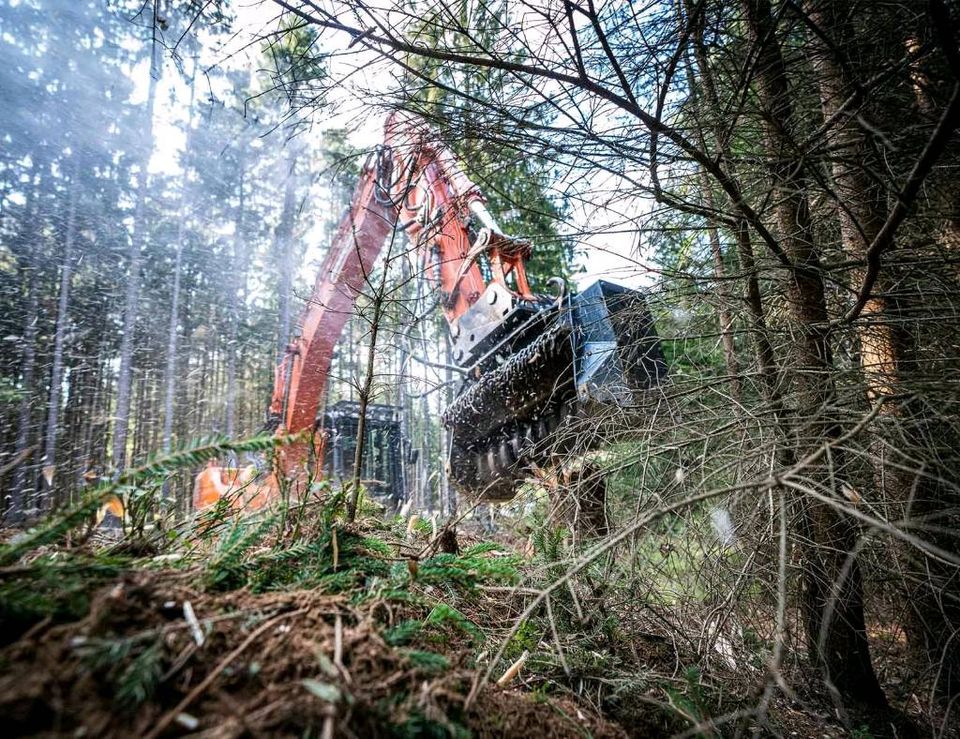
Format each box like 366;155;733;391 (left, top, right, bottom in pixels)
139;0;653;290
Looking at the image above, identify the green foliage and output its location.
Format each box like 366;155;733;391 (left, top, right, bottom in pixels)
531;523;566;563
383;619;422;646
114;641;165;712
203;513;279;591
402;648;450;674
504;618;540;660
415;545;520;591
0;376;23;405
424;603;482;642
399;1;574;291
75;636;165;713
200;511;395;595
664;666;710;733
0;555;127;637
0;433;299;567
530;520;570;586
391;711;470;739
264;15;327;99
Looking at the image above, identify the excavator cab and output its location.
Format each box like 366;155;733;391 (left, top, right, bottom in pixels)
321;401;406;506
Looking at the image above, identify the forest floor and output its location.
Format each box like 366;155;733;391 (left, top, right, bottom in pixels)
0;491;954;738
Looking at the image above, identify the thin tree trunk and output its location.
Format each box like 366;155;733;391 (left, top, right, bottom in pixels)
132;367;149;462
112;22;161;474
347;301;384;522
441;328;455;515
744;0;885;705
81;340;110;483
347;223;404;521
64;361;90;503
700;174;742;406
420;377;431;510
10;178;44;521
162;61;198;456
684;0;781;421
398;260;412;509
678;10;743;406
40;168;79;509
162;235;184;454
10;266;40;520
275;149;298;363
226;163;246;440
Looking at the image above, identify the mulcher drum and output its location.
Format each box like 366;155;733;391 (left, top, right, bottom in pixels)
445;280;666;500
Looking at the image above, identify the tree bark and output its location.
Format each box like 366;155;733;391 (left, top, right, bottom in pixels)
226;162;246;440
162;234;184;454
10;264;40;520
700;174;742;407
803;0;960;695
161;62;198;458
275;148;299;364
678;5;743;407
683;0;781;422
9;176;44;521
347;298;384;522
743;0;885;706
441;328;455;516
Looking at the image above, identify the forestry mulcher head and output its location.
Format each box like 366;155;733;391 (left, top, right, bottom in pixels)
444;279;666;501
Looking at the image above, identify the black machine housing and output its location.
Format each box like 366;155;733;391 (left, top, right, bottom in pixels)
322;401;406;505
444;279;666;500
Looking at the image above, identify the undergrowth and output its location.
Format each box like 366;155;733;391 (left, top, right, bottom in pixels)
0;437;712;737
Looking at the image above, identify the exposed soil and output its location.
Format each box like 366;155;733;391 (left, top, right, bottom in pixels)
0;559;627;738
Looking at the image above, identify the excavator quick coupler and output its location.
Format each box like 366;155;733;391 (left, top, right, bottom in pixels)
444;279;666;501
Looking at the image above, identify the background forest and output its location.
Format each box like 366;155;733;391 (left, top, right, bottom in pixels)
1;0;959;736
0;0;572;519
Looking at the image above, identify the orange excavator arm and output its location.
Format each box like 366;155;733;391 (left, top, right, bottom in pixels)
267;112;536;481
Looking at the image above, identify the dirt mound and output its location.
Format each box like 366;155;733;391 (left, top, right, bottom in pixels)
0;564;625;738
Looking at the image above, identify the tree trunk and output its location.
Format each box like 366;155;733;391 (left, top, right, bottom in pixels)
678;14;743;407
10;265;40;520
804;0;960;695
40;168;79;508
9;176;44;521
700;174;742;406
683;0;781;423
162;235;184;454
275;149;299;364
226;163;246;440
441;328;455;515
420;375;431;510
743;0;885;706
347;300;384;522
112;23;160;474
162;63;198;457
